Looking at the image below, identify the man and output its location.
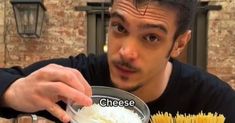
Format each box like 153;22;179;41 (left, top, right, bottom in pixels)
1;0;235;122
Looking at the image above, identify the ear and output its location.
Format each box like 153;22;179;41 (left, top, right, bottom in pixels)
170;30;192;58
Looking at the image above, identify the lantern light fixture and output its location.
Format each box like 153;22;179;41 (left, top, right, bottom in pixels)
10;0;46;38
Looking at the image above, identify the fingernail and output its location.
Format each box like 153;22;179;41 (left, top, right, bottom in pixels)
62;114;70;123
86;97;93;106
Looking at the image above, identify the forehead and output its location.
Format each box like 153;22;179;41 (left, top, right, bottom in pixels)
111;0;178;31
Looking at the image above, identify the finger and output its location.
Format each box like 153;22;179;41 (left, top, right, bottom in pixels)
46;103;70;123
68;68;92;97
53;65;92;97
37;64;86;93
51;82;92;106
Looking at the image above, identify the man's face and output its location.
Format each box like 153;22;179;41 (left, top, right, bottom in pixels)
107;0;178;91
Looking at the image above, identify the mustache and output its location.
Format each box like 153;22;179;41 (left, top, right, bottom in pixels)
112;59;140;72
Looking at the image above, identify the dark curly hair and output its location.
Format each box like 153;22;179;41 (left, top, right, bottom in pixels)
111;0;198;41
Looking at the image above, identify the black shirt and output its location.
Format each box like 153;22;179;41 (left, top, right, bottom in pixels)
0;54;235;122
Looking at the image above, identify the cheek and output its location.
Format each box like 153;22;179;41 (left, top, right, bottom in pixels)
141;50;168;70
142;55;168;78
107;35;121;54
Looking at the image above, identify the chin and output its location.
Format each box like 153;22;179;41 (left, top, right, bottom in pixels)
111;79;142;92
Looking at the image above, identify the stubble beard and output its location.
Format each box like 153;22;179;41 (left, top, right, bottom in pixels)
111;76;145;92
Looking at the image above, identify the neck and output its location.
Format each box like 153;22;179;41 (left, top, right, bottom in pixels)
132;61;172;103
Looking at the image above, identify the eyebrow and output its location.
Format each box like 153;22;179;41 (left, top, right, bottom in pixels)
110;11;168;34
142;24;168;34
110;11;126;23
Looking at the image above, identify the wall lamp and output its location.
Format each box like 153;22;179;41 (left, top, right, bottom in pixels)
10;0;46;38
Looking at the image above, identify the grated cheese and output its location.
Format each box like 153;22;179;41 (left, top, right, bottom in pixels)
74;104;142;123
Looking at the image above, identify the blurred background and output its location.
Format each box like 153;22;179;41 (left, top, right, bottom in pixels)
0;0;234;89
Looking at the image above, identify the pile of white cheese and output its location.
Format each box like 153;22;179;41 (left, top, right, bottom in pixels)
74;104;142;123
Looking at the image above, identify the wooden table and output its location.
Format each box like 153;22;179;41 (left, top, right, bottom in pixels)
0;115;55;123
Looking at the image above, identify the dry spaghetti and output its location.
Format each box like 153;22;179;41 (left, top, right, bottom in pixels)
150;112;225;123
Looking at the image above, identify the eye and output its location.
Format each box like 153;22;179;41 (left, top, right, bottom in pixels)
111;23;127;33
144;34;160;43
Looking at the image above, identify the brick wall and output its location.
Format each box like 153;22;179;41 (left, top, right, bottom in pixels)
207;0;235;89
2;0;87;67
0;0;5;67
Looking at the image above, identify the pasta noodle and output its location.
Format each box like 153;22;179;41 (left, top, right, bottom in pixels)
150;112;173;123
150;112;225;123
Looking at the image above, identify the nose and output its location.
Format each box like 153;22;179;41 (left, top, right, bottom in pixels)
119;41;138;61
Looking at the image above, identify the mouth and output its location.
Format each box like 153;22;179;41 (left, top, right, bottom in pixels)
114;62;137;76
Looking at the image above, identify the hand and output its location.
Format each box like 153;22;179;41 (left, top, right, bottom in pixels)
2;64;92;123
